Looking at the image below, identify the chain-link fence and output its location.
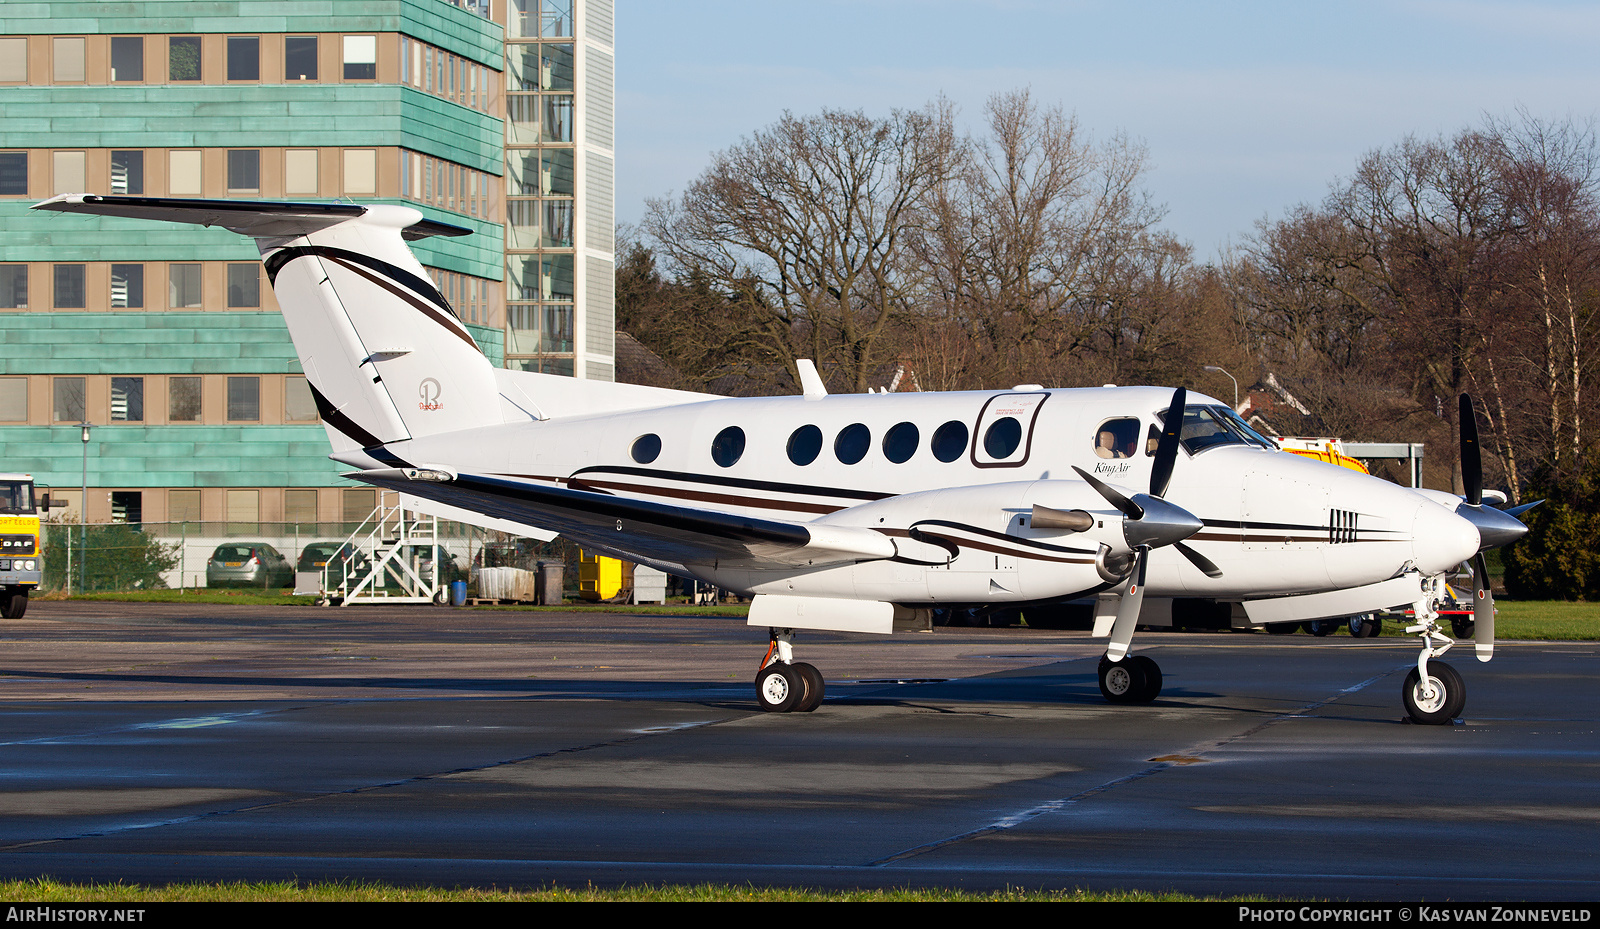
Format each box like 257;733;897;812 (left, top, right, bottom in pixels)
37;519;587;597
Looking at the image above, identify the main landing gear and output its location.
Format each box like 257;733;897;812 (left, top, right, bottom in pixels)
755;629;824;713
1098;653;1162;703
1403;574;1466;725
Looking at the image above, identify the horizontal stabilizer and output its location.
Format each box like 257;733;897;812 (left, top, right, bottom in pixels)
31;194;470;241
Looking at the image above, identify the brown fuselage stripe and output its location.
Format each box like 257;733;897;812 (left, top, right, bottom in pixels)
918;532;1094;565
323;254;481;354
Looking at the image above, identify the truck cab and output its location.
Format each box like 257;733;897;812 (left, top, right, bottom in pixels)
0;473;43;618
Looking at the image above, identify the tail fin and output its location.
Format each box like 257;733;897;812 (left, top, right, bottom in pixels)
32;195;501;458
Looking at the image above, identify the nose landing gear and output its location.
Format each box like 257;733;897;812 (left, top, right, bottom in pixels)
1404;575;1465;725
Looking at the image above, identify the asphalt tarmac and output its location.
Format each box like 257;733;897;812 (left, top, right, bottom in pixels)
0;600;1596;900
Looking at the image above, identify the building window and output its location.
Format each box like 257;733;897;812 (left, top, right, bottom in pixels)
168;489;202;523
111;150;144;194
285;150;318;195
343;149;376;195
53;377;85;422
343;36;376;80
226;36;259;81
285;377;318;422
168;150;201;195
52;151;85;195
111;264;143;308
544;0;574;37
227;150;260;192
0;152;25;197
285;489;318;524
168;36;201;81
227;376;260;421
110;37;144;82
110;491;143;525
53;264;85;309
226;489;259;534
0;378;27;422
52;37;85;82
0;266;27;308
285;36;318;81
111;377;144;422
168;376;202;421
342;488;375;523
169;264;203;308
227;264;260;307
543;95;574;142
0;38;25;83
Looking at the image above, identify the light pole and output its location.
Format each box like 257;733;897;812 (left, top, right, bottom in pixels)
80;422;90;595
1201;365;1239;411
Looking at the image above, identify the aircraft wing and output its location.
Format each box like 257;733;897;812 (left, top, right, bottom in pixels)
350;469;896;569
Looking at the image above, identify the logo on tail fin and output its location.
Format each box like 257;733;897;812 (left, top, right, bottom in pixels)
419;378;444;411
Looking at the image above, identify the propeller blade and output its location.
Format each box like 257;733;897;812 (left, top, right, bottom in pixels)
1473;552;1495;662
1175;541;1223;578
1105;546;1148;662
1459;394;1482;506
1072;466;1143;520
1150;387;1187;498
1504;499;1544;519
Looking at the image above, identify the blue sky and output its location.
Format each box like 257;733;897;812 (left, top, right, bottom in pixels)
615;0;1600;260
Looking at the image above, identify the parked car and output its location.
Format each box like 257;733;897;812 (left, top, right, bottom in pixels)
296;541;371;590
206;543;294;589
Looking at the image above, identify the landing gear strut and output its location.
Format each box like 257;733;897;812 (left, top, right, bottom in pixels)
1403;575;1465;725
1099;653;1162;703
755;629;824;713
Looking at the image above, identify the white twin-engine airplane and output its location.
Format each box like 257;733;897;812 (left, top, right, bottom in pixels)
36;194;1536;725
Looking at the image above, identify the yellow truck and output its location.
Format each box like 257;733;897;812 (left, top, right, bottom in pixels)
0;473;44;618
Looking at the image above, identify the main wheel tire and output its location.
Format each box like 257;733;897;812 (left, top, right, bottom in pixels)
1450;617;1475;639
1098;655;1148;704
1403;661;1465;725
1265;622;1299;635
0;589;26;619
1130;655;1163;701
1304;619;1337;636
755;664;801;712
1348;614;1381;638
790;661;825;712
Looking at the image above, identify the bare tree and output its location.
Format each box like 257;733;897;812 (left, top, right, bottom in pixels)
643;104;958;392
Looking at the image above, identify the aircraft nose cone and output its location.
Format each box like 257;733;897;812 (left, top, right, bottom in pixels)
1457;502;1530;551
1411;501;1481;575
1123;494;1204;549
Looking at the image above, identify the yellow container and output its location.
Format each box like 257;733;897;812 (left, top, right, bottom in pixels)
577;550;623;601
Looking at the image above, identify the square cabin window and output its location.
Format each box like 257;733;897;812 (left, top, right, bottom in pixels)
168;36;201;82
227;36;258;81
110;37;143;81
227;150;260;192
227;264;259;307
285;36;318;81
343;35;376;80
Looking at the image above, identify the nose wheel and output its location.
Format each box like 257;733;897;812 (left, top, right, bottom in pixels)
1099;654;1162;703
755;630;824;713
1403;575;1466;724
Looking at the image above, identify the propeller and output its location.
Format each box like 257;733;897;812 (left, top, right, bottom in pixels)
1455;394;1533;662
1073;386;1215;660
